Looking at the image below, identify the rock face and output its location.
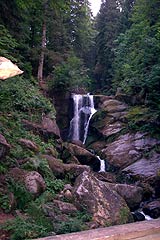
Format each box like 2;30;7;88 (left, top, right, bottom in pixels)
72;171;132;226
123;152;160;183
9;168;46;197
102;133;160;169
0;134;11;159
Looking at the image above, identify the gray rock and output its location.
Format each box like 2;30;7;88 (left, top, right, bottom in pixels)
72;171;132;226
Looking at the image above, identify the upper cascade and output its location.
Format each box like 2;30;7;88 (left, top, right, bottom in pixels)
68;93;97;144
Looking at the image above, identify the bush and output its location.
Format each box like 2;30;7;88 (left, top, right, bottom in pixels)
49;54;91;91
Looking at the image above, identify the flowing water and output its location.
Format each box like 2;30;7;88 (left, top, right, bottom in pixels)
68;93;97;144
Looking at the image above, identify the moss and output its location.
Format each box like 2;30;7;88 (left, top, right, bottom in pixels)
119;207;132;224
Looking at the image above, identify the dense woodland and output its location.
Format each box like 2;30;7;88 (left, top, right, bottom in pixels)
0;0;160;239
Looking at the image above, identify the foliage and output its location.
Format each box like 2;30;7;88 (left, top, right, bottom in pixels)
0;25;18;61
54;210;91;234
49;54;91;91
113;0;160;115
1;216;52;240
0;193;11;212
7;179;33;210
0;77;55;117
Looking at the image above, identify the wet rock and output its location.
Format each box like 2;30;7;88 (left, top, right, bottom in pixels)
132;211;145;222
143;199;160;219
18;138;39;152
0;134;11;159
72;171;132;226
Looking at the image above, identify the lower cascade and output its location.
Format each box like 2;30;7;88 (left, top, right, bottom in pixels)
68;93;97;144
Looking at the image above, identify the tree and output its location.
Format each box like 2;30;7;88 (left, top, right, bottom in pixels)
113;0;160;110
94;0;122;91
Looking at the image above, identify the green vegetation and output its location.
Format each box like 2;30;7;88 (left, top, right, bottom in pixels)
0;0;160;239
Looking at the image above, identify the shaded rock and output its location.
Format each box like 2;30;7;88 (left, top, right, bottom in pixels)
42;115;61;138
72;171;132;226
53;200;78;215
43;155;90;179
0;133;11;159
102;133;160;169
43;155;65;177
143;199;160;219
22;116;61;140
94;172;116;183
123;152;160;183
18;138;39;152
70;140;84;147
108;183;143;210
101;99;127;113
64;143;100;171
9;168;46;197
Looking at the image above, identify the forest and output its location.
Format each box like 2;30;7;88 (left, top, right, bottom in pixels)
0;0;160;239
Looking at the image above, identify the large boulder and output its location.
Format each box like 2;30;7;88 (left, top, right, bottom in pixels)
108;183;143;210
63;143;100;171
9;168;46;197
42;115;61;138
0;134;11;159
122;152;160;183
72;171;132;226
102;133;160;169
22;115;61;140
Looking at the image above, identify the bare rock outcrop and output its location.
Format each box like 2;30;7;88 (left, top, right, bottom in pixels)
123;152;160;183
72;171;132;226
102;132;160;169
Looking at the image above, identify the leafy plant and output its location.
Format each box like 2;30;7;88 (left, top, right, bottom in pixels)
7;179;33;210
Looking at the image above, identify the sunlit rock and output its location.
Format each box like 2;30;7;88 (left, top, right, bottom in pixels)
0;57;23;80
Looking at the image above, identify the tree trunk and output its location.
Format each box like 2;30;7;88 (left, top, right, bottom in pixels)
37;18;46;86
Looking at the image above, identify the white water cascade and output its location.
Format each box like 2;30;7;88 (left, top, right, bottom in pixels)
68;93;97;144
97;156;106;172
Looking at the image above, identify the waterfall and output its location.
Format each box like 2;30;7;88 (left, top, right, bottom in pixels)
68;93;97;144
97;156;106;172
